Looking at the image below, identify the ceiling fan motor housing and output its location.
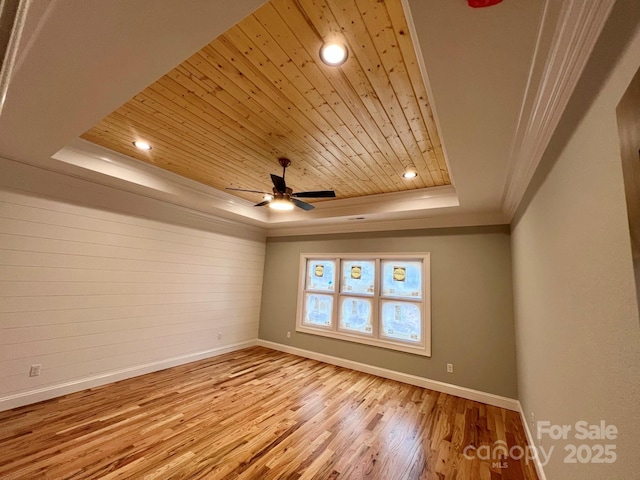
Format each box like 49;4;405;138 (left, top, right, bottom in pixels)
273;187;294;197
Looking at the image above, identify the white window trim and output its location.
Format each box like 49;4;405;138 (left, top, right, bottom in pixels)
295;253;431;357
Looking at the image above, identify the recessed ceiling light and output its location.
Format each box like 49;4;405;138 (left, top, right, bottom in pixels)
133;140;152;151
402;168;418;179
320;42;348;66
269;197;294;211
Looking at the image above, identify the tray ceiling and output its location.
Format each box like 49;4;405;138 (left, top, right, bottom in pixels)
80;0;450;206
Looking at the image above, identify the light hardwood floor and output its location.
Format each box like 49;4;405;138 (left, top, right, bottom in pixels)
0;347;538;479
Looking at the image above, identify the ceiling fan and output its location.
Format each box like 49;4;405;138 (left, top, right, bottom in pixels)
226;158;336;211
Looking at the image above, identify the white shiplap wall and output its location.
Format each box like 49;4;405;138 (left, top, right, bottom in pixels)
0;189;265;411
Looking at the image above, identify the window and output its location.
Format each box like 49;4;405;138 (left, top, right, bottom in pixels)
296;254;431;356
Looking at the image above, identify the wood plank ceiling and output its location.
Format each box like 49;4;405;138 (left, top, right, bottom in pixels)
81;0;451;205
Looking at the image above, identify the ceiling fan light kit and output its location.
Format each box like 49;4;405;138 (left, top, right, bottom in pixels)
226;157;336;211
269;197;295;211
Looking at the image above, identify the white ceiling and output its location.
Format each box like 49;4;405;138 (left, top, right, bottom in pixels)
0;0;613;236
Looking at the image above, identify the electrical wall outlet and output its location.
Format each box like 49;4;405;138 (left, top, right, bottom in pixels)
29;364;41;377
217;332;222;341
446;363;454;373
287;331;291;338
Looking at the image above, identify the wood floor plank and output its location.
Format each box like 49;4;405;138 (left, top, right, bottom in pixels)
0;347;538;479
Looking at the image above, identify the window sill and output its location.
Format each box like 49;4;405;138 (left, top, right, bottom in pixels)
296;325;431;357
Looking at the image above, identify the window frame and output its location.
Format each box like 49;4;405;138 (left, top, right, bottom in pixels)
295;253;431;357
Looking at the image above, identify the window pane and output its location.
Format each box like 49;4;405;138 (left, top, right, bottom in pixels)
339;296;373;335
306;259;336;292
380;300;421;342
303;293;334;327
381;260;422;299
341;260;375;295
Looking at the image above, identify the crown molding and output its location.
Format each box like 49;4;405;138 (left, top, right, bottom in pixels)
0;154;267;241
265;185;459;225
265;210;508;237
0;0;31;117
401;0;456;191
501;0;616;219
54;138;269;224
52;138;462;229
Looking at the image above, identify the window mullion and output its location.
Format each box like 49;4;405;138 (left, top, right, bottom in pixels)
332;257;340;331
372;258;381;339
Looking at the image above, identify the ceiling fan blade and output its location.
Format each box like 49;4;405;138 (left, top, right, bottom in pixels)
291;198;315;211
254;200;271;207
226;187;270;195
292;190;336;198
271;174;287;193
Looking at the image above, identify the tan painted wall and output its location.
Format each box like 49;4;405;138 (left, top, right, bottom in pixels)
259;226;518;398
511;2;640;477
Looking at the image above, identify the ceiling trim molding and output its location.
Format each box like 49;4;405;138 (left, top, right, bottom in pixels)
0;154;267;241
265;211;509;238
0;0;31;117
54;138;462;227
265;185;459;225
501;0;616;219
401;0;456;190
54;139;269;224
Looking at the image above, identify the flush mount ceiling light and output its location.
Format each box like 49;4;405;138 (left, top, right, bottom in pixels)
320;42;348;66
133;140;152;151
402;168;418;179
268;196;295;211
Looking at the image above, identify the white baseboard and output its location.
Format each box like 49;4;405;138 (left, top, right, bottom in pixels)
0;341;256;412
2;339;521;415
257;339;520;411
518;402;548;480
